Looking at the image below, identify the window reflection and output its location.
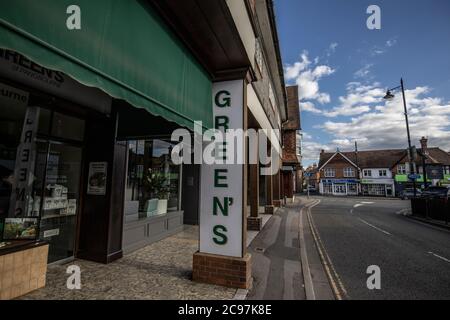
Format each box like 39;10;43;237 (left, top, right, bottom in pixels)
125;139;180;220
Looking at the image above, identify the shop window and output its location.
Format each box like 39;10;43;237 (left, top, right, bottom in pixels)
0;83;28;219
125;139;181;219
324;168;335;178
344;167;355;177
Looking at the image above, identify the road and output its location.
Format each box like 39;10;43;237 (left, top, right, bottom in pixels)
308;196;450;300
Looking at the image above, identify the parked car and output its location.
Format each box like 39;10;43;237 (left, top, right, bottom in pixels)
307;185;317;193
399;188;422;200
420;186;450;199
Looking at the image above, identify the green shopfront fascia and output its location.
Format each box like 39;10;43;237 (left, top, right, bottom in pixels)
0;0;213;264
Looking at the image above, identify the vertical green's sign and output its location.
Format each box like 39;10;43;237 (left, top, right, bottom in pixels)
200;80;244;257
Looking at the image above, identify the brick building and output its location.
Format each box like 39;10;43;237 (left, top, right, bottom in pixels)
281;85;302;202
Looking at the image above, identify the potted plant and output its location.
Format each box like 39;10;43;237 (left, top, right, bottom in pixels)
143;169;169;216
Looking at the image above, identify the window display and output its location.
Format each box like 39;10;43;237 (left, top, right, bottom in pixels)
2;217;38;240
125;139;181;220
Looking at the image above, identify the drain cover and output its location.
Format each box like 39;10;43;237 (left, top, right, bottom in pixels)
254;247;265;253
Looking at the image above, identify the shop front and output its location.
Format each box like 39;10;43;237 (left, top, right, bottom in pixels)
1;0;214;272
361;179;395;197
320;179;359;196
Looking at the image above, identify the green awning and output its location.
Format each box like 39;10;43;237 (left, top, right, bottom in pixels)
0;0;212;130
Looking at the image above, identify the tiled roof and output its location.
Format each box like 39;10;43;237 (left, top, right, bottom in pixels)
318;147;450;169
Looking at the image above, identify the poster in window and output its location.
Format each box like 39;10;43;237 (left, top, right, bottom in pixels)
2;218;39;240
87;162;108;195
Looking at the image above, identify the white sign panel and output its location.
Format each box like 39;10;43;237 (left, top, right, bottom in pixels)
87;162;108;195
199;80;244;258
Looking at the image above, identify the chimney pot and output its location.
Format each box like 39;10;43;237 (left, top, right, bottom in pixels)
420;137;428;153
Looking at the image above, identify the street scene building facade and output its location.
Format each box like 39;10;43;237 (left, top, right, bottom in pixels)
318;138;450;197
0;0;293;298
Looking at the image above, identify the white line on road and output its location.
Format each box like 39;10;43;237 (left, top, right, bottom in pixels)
361;202;375;204
299;200;317;300
358;218;392;236
428;252;450;263
353;204;364;208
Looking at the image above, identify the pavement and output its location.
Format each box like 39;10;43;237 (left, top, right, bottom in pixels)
20;226;236;300
246;198;334;300
307;196;450;300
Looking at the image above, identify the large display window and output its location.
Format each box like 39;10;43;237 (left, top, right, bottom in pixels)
0;81;85;263
124;139;181;221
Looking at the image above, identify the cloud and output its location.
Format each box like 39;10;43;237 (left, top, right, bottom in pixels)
386;38;398;47
327;42;338;56
300;132;332;162
354;64;373;79
285;48;337;117
320;86;450;152
300;101;322;114
284;51;311;81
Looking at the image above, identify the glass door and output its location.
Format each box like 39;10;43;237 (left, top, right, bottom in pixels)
33;141;83;263
333;184;347;195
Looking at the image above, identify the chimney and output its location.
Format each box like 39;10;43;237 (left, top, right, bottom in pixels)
420;137;428;154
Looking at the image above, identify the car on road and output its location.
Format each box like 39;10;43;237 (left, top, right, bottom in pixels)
307;186;317;193
399;188;422;200
420;186;450;199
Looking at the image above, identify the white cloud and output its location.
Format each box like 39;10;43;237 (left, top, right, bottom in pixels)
386;38;398;47
285;51;335;115
320;86;450;152
354;64;373;79
327;42;338;56
322;82;384;117
284;51;311;81
300;101;322;114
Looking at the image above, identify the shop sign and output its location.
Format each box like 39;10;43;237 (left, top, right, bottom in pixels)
361;179;394;185
8;107;40;217
0;49;111;114
87;162;108;195
199;80;244;258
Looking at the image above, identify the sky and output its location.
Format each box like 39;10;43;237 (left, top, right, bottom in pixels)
275;0;450;166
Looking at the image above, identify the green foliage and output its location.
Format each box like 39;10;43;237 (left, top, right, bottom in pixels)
143;168;170;199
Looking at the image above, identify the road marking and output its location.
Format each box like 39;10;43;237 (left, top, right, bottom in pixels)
358;218;392;236
307;200;349;300
354;204;364;208
428;252;450;263
361;202;375;204
299;200;317;300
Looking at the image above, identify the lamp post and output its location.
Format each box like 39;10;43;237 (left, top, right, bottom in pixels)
384;78;417;197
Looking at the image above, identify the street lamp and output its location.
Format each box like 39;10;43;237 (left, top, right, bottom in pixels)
383;78;417;197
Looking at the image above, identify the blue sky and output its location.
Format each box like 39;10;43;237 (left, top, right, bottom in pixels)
275;0;450;166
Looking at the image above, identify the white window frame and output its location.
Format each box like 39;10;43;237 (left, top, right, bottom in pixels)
324;168;336;178
379;169;387;177
343;167;355;178
363;169;372;177
397;164;407;175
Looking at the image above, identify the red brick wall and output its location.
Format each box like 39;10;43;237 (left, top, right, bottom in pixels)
320;154;357;179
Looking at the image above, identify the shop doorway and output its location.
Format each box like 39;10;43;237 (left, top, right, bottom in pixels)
34;141;83;263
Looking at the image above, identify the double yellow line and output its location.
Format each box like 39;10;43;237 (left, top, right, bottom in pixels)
304;199;349;300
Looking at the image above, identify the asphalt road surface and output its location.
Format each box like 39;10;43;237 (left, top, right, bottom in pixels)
309;196;450;300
